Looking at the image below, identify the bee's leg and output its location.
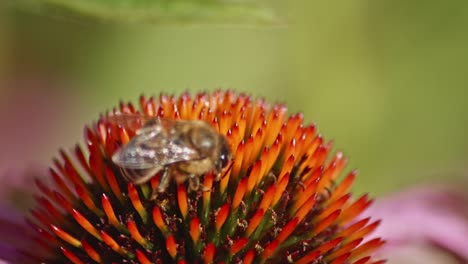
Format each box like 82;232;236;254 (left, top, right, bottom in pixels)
215;171;222;182
150;189;158;200
188;174;200;191
157;167;171;193
151;168;171;200
267;172;277;183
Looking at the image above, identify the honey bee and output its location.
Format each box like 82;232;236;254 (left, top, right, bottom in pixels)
107;114;232;194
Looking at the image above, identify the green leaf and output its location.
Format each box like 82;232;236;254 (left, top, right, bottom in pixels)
11;0;279;25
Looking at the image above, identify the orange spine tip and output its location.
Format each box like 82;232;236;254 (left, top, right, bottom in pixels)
150;173;161;194
231;141;245;178
95;121;107;144
330;152;347;181
38;197;63;221
263;137;281;174
50;168;75;201
337;217;371;238
215;203;230;231
61;247;85;264
330;171;357;203
53;191;74;215
101;230;125;254
308;146;329;179
89;154;110;193
295;195;317;223
352;256;371;264
203;243;216;264
236;117;247;145
189;217;201;244
316;237;343;255
245;209;264;237
166;234;178;259
128;220;151;249
249;114;265;140
258;184;276;212
317;194;351;221
230;238;248;256
71;209;101;240
33;236;56;254
152;206;168;234
219;111;232;135
30;209;54;230
278;155;295;182
243;250;255;264
139;95;148;114
203;173;214;208
339;195;372;224
261;239;279;260
246;160;262;194
349;220;381;242
232;178;247;210
226;125;239;152
82;240;101;262
252;127;266;163
219;165;231;195
177;184;189;219
241;137;255;172
136;249;152;264
276;218;299;243
264;108;286;146
105;166;124;203
283;114;303;143
282;139;297;165
63;157;86;189
74;145;92;175
370;260;387;264
104;129;118;156
292;180;318;215
143;98;155;116
128;183;148;223
296;250;322;264
118;126;130;145
177;95;193;120
75;184;102;217
272;172;290;207
350;238;385;260
301;166;322;186
327;238;363;260
34;179;54;200
303;133;322;158
313;209;341;234
101;194;126;232
330;252;350;264
51;224;81;247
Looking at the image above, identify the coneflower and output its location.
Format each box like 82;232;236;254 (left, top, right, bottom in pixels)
26;91;384;263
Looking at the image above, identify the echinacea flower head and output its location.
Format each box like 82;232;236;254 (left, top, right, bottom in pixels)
18;91;383;263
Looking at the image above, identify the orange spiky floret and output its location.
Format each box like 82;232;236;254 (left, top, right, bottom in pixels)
27;91;384;263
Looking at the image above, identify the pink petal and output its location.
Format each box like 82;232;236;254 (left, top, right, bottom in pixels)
0;205;35;263
367;184;468;261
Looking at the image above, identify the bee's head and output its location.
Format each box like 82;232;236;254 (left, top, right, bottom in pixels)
188;121;232;172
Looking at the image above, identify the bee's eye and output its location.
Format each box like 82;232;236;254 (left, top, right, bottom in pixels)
219;141;231;168
220;153;230;168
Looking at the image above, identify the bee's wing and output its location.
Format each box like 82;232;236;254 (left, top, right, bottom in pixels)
105;113;160;132
112;120;201;170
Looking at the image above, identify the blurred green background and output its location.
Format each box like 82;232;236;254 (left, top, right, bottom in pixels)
1;0;467;197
